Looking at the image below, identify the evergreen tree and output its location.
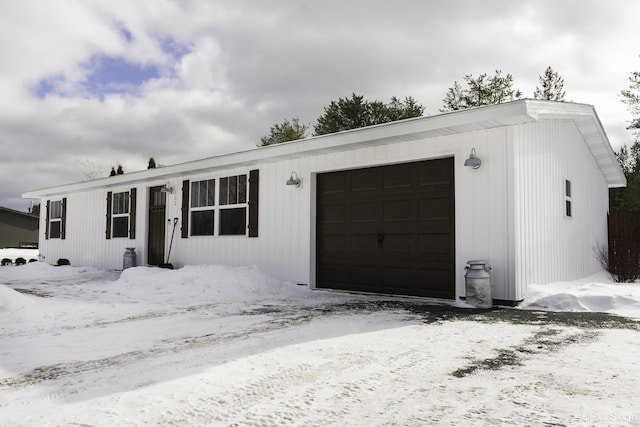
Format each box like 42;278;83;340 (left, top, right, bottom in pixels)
611;58;640;210
441;70;522;111
610;141;640;210
148;157;157;169
116;164;124;175
259;117;309;146
534;66;566;101
314;93;424;136
109;167;116;177
621;62;640;138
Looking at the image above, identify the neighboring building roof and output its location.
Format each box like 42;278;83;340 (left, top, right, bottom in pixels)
0;206;38;220
22;99;626;199
0;207;39;249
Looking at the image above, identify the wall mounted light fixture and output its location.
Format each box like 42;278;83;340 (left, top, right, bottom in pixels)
160;182;174;194
286;172;301;188
464;148;481;169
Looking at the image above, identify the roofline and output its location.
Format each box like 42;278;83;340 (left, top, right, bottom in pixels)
0;206;39;219
22;99;626;199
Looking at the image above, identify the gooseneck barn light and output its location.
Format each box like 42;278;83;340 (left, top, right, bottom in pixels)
286;172;301;188
160;182;174;194
464;148;482;169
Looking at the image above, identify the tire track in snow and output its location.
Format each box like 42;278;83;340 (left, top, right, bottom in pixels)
450;326;600;378
0;312;317;389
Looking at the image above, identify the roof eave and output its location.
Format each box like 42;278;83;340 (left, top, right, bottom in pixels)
22;100;625;198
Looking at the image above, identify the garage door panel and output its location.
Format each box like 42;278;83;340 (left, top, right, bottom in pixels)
418;234;453;255
352;201;379;222
351;265;383;286
350;233;380;251
383;164;414;189
418;197;452;220
381;268;454;298
322;204;347;224
383;199;416;222
382;268;414;287
322;234;347;251
317;157;455;299
381;233;413;252
419;160;453;183
321;172;350;194
319;263;349;285
351;169;379;192
413;220;454;235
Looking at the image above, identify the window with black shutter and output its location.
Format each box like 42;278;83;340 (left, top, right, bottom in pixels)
49;199;63;239
183;172;257;237
106;190;137;239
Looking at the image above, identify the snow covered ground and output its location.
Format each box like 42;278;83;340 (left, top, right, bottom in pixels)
1;263;639;426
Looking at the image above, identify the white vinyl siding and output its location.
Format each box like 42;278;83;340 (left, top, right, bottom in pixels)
512;121;608;292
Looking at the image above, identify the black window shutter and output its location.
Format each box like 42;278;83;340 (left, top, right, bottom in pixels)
45;200;50;240
181;180;190;238
61;197;67;240
106;192;112;240
129;188;137;239
248;169;259;237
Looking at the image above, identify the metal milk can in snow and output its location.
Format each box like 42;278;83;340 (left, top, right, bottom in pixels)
123;247;137;270
464;260;492;308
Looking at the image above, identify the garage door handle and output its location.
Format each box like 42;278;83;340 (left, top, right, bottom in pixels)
377;233;385;247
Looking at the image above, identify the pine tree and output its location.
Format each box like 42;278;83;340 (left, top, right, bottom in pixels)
441;70;522;111
534;66;566;101
314;94;424;135
621;64;640;138
259;117;309;146
611;58;640;210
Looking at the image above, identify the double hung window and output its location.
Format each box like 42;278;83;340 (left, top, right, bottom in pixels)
565;179;572;218
190;179;216;236
49;200;63;239
219;175;247;236
112;192;130;238
186;174;250;237
105;189;136;239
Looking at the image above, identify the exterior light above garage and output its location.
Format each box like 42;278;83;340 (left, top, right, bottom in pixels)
464;148;481;169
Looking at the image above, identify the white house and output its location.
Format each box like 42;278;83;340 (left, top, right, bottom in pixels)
22;100;626;305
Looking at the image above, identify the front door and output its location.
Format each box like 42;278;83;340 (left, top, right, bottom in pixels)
148;186;166;265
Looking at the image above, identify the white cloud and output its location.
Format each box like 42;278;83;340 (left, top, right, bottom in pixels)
178;38;225;90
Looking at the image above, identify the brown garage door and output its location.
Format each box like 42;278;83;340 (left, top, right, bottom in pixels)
316;158;455;299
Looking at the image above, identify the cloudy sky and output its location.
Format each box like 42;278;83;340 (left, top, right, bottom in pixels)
2;0;639;211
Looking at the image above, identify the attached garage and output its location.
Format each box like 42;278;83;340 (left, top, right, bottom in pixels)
316;158;455;298
24;100;626;306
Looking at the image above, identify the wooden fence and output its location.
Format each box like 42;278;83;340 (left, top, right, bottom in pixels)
608;210;640;281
